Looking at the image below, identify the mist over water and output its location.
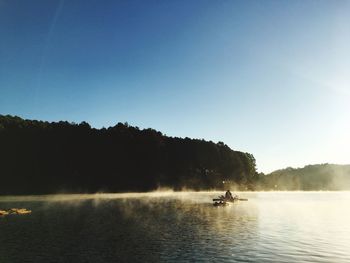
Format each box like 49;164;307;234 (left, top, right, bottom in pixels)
0;192;349;262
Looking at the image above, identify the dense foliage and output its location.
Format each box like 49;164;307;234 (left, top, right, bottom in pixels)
257;164;350;190
0;115;258;194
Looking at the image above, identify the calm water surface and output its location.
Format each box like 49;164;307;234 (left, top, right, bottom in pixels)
0;192;349;262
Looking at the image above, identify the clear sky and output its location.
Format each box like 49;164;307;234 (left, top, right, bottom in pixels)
1;0;349;173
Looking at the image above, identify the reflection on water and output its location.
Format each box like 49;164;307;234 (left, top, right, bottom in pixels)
0;192;349;262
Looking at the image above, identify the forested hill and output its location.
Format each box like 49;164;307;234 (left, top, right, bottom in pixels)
0;115;257;194
257;164;350;190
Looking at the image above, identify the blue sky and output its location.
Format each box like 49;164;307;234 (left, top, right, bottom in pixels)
1;0;349;172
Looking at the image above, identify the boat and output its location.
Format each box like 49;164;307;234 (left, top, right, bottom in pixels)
212;195;248;206
0;208;31;216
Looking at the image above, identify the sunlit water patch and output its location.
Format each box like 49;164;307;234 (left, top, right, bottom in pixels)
0;192;349;262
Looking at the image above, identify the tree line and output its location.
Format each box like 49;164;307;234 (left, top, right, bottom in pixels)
0;115;258;194
256;164;350;190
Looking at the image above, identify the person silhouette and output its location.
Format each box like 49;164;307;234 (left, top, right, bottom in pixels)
225;190;233;201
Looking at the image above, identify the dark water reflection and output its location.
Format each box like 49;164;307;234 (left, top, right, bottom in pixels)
0;192;349;262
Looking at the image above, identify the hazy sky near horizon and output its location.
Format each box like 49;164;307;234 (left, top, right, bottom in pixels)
1;0;349;173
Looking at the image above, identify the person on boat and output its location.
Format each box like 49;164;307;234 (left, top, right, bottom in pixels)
225;190;233;201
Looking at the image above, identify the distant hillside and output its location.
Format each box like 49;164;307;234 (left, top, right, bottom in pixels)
257;164;350;190
0;115;258;194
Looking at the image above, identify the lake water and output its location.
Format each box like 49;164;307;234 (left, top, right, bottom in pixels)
0;192;349;262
